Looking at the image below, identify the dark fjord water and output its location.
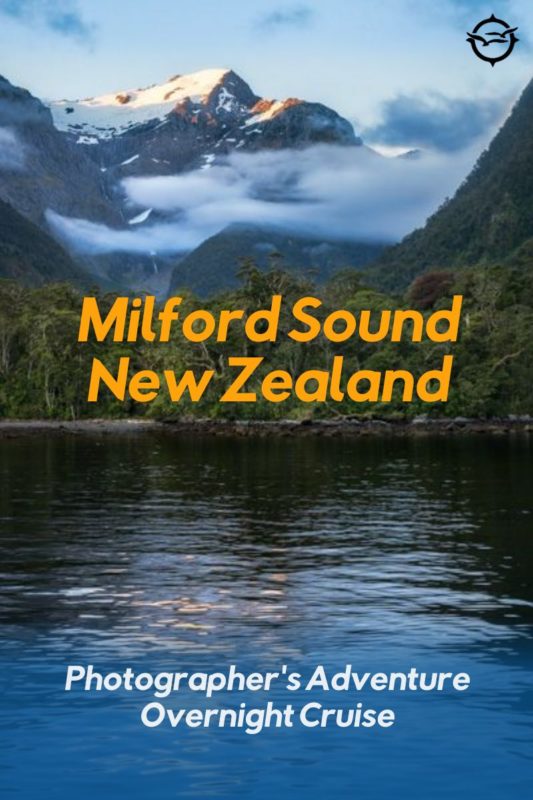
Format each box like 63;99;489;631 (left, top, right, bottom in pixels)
0;432;532;799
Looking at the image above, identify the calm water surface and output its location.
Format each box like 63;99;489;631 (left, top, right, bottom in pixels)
0;432;532;799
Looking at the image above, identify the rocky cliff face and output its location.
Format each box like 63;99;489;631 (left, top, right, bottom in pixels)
0;76;118;227
49;68;360;183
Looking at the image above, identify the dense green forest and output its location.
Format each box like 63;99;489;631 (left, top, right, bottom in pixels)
1;258;532;420
168;224;385;296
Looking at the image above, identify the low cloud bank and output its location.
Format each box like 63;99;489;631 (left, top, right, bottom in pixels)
47;143;481;256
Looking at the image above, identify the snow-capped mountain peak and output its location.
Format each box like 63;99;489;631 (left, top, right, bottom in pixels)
0;68;368;296
49;68;253;141
47;68;360;155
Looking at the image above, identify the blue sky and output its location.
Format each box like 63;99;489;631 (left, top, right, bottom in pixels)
0;0;531;143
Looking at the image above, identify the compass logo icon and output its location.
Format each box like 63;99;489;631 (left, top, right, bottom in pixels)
467;14;519;66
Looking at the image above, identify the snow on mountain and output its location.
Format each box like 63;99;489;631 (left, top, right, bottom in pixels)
0;67;363;293
245;98;302;126
47;68;359;157
128;208;153;225
49;68;246;140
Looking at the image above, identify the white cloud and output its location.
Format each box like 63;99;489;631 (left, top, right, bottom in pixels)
46;211;202;253
47;143;482;255
0;127;26;170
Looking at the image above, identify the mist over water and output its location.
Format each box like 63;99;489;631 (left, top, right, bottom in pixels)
1;433;532;799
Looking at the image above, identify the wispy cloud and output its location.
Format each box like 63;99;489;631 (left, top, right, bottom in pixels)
46;143;481;256
0;0;95;43
0;127;26;170
363;92;511;153
255;5;314;33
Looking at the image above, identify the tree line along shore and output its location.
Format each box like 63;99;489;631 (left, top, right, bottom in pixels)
0;259;532;422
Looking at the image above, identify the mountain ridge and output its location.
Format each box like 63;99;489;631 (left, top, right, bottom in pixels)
48;66;360;181
0;75;118;227
368;77;533;291
169;223;385;296
0;68;373;292
0;197;90;286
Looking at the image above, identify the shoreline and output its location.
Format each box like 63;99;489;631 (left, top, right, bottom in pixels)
0;417;532;438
